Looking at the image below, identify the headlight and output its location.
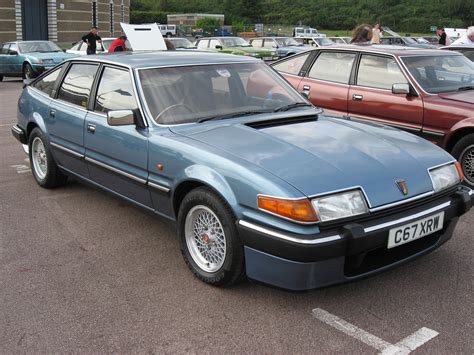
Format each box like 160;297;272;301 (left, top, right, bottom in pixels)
429;162;463;192
30;58;43;64
42;59;54;64
311;189;368;222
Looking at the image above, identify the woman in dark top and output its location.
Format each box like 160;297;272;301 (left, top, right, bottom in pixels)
438;27;447;46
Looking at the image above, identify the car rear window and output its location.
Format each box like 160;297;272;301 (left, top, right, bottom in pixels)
33;66;62;97
272;52;310;75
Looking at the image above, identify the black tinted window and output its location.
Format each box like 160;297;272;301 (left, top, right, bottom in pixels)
57;64;98;107
95;67;137;113
33;66;62;96
308;52;356;84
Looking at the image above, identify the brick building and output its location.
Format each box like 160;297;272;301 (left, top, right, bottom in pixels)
0;0;130;44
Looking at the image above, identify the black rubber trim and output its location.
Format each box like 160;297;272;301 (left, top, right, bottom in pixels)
11;125;27;144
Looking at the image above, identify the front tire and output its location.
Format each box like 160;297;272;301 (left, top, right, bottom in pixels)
23;63;36;80
452;133;474;187
177;187;245;286
28;128;67;188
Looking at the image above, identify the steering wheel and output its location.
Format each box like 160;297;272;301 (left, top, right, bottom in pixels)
155;103;193;122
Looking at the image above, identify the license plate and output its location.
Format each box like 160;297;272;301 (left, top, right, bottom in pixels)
387;212;444;249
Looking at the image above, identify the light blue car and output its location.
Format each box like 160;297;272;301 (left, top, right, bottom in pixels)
11;51;473;290
0;41;76;80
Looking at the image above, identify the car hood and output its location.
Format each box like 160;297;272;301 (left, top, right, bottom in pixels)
25;52;77;63
438;91;474;105
171;115;453;208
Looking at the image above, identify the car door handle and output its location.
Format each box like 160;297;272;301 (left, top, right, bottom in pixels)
87;124;96;134
352;94;363;101
301;85;311;99
49;109;56;118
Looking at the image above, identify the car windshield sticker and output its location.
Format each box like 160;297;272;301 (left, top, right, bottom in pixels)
216;69;231;78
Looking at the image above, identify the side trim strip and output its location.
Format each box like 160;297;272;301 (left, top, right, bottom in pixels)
50;142;84;159
364;201;451;233
148;181;170;193
84;157;147;185
238;220;341;245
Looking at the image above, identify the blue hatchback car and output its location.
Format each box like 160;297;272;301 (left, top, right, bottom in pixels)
11;51;473;290
0;41;76;80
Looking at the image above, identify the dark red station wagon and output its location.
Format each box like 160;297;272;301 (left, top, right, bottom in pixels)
272;45;474;187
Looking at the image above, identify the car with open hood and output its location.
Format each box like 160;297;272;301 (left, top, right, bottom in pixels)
11;51;472;291
195;37;279;60
272;45;474;188
0;41;76;80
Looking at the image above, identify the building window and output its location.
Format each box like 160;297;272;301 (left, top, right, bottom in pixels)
92;0;97;28
109;0;114;35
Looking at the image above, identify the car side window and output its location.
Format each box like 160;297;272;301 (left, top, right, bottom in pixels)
272;52;310;75
252;39;263;47
197;40;209;49
263;40;274;48
308;52;356;84
94;67;138;113
209;40;220;49
357;55;407;90
32;66;62;97
9;43;18;53
57;63;99;108
1;43;10;54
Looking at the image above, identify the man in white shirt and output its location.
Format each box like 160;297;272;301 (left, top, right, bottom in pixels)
451;26;474;45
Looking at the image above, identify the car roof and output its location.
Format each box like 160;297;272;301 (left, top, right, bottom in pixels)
70;50;259;69
306;44;462;56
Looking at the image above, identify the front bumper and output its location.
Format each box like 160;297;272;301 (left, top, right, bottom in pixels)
11;124;27;144
238;187;472;291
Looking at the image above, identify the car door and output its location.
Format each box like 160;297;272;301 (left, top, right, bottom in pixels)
348;54;424;134
0;43;10;74
84;65;152;208
48;62;99;177
272;52;312;92
6;43;22;75
297;51;357;117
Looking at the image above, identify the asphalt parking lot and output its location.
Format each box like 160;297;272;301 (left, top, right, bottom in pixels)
1;78;473;353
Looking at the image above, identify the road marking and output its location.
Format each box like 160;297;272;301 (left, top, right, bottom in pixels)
0;122;15;127
312;308;438;354
11;164;30;174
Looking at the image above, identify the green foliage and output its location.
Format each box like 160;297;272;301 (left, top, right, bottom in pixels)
195;17;222;30
130;10;168;24
130;0;474;32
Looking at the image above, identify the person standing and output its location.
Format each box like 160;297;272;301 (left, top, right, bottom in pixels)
82;27;102;55
437;27;447;46
372;23;382;44
451;26;474;45
108;35;127;53
351;24;373;44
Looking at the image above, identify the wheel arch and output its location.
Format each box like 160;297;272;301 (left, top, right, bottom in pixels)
445;125;474;153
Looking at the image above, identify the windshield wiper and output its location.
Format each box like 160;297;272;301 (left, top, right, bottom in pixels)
197;110;272;123
273;102;313;112
457;86;474;91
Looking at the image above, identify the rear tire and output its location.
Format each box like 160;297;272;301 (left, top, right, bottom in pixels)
28;127;67;188
451;133;474;187
177;187;245;287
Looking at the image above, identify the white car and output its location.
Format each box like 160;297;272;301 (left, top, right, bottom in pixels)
66;38;130;55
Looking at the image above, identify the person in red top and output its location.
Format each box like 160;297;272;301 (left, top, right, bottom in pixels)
108;36;128;53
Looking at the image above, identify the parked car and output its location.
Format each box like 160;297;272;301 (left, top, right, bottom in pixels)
11;51;472;291
380;36;437;49
442;45;474;62
293;27;326;37
327;36;351;44
158;24;176;37
295;36;335;47
272;45;474;186
248;37;307;58
167;37;196;49
195;37;278;60
67;38;132;55
422;36;440;45
0;41;76;80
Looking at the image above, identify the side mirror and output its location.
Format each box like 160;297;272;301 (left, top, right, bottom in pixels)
215;45;223;50
107;110;135;126
392;83;410;95
9;50;18;55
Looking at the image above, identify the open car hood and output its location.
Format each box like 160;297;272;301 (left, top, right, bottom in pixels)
121;22;166;51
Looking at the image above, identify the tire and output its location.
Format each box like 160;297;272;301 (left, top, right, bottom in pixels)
177;187;245;287
451;133;474;187
0;74;3;81
28;127;67;188
23;63;36;80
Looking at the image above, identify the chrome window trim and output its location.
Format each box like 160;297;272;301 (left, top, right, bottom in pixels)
148;181;170;193
84;156;147;184
50;142;84;159
238;220;341;245
54;98;89;113
364;201;451;233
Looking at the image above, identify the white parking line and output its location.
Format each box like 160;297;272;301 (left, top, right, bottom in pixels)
312;308;438;354
0;122;15;127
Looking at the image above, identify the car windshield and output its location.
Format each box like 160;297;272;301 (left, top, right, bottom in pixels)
139;62;308;125
171;38;195;48
275;38;302;47
221;37;251;47
402;37;417;44
18;41;62;53
314;37;334;46
402;55;474;93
